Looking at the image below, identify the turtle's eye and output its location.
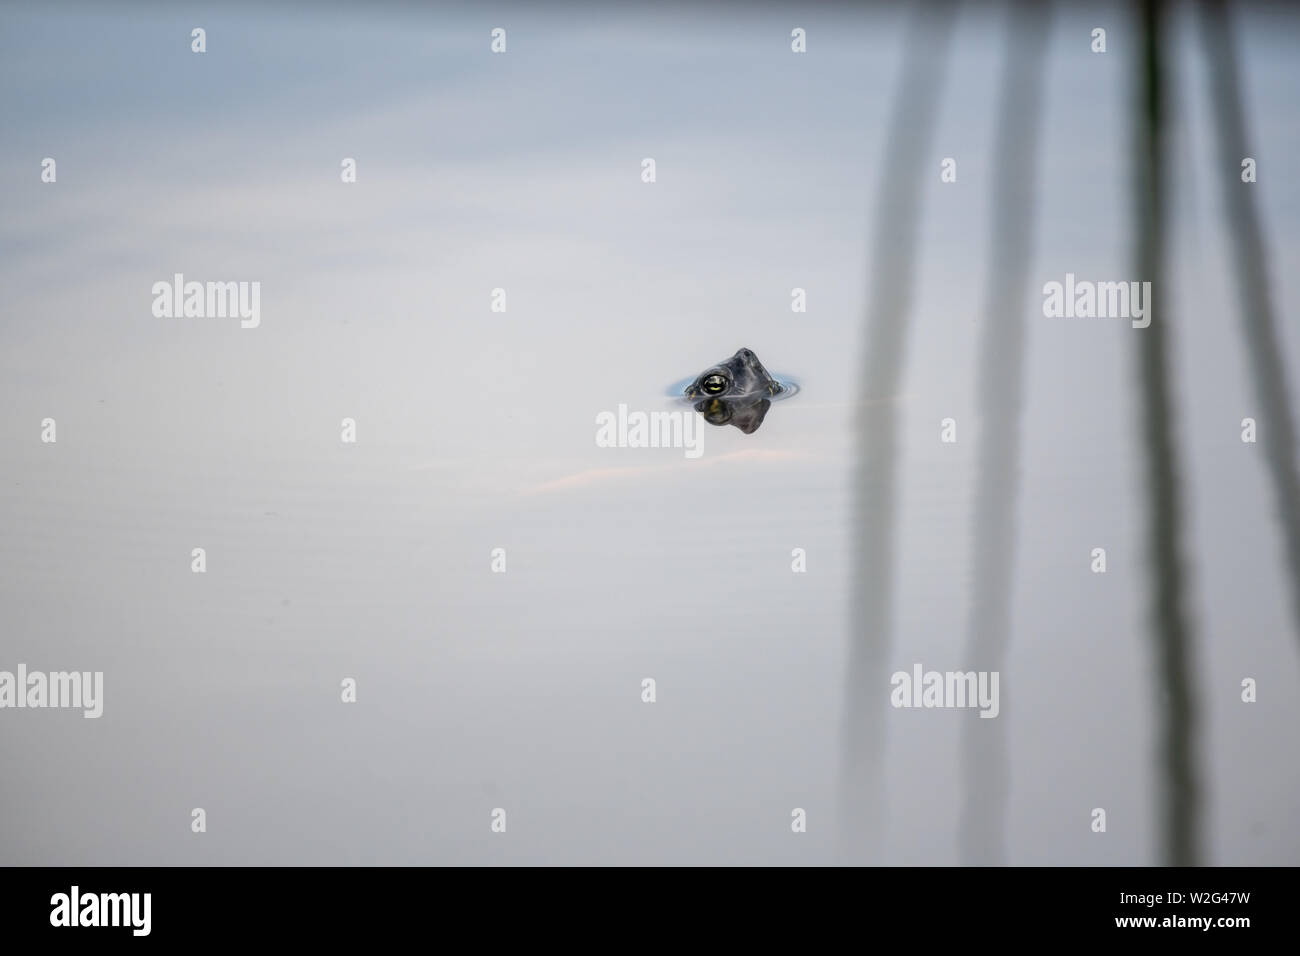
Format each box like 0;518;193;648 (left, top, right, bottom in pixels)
701;374;727;395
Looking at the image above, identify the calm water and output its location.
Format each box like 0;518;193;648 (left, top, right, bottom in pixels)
1;2;1298;864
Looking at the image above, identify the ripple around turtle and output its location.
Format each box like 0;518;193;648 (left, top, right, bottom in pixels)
665;377;801;402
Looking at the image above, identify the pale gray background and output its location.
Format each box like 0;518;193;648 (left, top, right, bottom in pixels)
1;1;1297;865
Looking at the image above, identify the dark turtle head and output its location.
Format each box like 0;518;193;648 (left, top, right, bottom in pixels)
680;348;787;434
685;348;778;401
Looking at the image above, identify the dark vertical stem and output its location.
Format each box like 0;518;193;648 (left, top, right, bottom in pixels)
959;0;1052;866
841;0;958;864
1135;0;1201;867
1199;0;1300;646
